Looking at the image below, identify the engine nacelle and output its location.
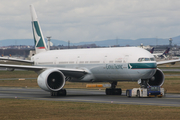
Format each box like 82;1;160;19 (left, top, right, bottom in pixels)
37;69;65;92
148;68;164;86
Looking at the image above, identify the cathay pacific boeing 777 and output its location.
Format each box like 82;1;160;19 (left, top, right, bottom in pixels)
0;5;179;96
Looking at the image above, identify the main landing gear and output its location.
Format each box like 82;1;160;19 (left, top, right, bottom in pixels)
50;89;66;96
105;81;122;95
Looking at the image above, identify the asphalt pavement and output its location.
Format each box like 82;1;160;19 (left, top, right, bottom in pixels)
0;87;180;107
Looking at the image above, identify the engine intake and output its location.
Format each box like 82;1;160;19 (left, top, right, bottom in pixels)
148;68;164;86
37;69;65;92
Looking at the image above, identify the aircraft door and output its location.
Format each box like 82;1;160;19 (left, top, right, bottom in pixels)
103;54;116;80
122;55;132;80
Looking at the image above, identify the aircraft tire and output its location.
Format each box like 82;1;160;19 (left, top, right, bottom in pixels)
51;92;58;96
106;88;122;95
106;88;111;95
57;89;67;96
51;89;67;96
116;88;122;95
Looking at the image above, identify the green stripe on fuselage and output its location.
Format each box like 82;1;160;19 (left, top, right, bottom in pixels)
129;63;157;69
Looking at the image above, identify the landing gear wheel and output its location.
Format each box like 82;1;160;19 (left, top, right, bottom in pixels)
51;89;67;96
115;88;122;95
51;92;58;96
106;88;111;95
58;89;66;96
106;82;122;95
105;88;122;95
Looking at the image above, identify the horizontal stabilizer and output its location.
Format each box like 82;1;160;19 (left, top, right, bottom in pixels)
0;57;34;64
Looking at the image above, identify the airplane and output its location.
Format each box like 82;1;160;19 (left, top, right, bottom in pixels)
152;48;170;59
149;47;154;54
0;4;180;96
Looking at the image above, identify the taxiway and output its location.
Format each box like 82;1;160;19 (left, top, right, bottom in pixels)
0;87;180;107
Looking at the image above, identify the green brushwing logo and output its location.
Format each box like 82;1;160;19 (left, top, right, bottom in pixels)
128;63;157;69
32;21;45;48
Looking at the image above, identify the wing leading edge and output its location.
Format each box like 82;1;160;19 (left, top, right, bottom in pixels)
157;59;180;65
0;64;87;78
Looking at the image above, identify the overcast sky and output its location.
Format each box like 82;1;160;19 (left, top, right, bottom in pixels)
0;0;180;43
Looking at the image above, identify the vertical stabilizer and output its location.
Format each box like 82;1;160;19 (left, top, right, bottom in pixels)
163;48;170;55
150;47;154;54
30;5;47;54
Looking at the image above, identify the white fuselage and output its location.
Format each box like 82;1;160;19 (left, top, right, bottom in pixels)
31;47;157;82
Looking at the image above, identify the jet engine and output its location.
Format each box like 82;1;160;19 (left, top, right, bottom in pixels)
148;68;164;86
37;69;65;92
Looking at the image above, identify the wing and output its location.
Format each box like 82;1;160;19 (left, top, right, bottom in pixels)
157;59;180;65
0;57;34;64
0;64;87;78
153;53;162;56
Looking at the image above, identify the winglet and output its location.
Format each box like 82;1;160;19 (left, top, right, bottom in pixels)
30;5;47;54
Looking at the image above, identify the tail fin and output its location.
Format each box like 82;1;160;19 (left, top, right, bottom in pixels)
163;48;170;55
150;47;154;54
30;5;47;54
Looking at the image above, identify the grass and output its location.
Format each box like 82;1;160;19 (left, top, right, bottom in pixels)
158;62;180;67
163;71;180;74
0;99;180;120
0;68;180;119
0;71;37;78
159;67;180;69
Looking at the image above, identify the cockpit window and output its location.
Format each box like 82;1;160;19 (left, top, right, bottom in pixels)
145;58;150;61
150;58;155;61
138;58;142;62
138;58;155;62
141;58;145;61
